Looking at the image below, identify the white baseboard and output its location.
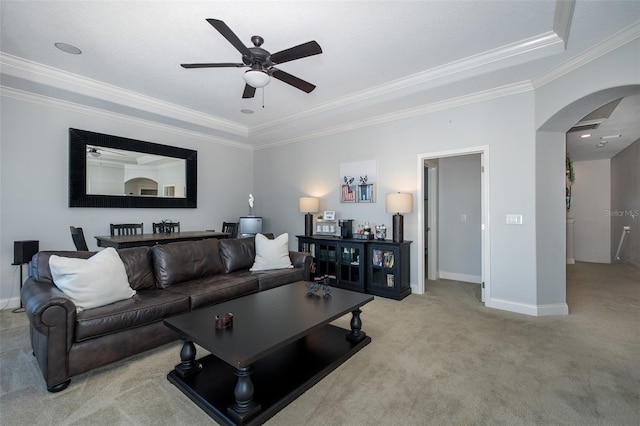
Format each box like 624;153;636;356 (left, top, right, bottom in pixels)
0;296;21;310
537;303;569;316
486;298;569;316
439;271;482;284
566;257;575;264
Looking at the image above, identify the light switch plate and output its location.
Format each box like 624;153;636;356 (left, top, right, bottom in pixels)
506;214;523;225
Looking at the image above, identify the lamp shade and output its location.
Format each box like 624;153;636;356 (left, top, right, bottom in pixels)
299;197;319;213
386;193;413;214
243;69;270;88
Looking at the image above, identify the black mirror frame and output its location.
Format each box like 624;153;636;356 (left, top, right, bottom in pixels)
69;128;197;208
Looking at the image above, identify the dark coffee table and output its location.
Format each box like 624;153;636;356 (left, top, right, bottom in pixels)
164;282;373;425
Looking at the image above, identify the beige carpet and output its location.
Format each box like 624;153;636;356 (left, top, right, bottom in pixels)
1;261;638;425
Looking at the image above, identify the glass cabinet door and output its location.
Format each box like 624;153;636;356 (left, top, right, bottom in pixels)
369;248;397;289
338;244;363;289
317;243;338;281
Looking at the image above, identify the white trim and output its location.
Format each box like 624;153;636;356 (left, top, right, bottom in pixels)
257;82;533;150
533;21;640;89
0;52;248;138
553;0;575;48
0;297;20;310
0;22;636;149
537;303;569;316
417;145;490;304
486;298;569;316
0;86;254;151
439;271;482;284
254;31;562;135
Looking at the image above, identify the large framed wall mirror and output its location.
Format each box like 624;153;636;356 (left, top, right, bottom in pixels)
69;128;197;208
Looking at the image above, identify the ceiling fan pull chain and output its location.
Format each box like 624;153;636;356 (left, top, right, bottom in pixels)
262;87;265;109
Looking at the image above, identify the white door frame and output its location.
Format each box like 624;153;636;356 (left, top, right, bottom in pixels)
423;160;439;282
416;146;490;302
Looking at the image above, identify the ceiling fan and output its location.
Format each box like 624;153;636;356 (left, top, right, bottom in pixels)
87;146;127;157
181;19;322;99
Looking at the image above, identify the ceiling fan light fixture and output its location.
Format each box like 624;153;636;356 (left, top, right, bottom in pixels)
243;69;270;88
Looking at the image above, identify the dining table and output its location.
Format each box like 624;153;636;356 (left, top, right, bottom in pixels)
94;230;230;249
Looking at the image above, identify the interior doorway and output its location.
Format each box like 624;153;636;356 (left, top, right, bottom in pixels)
423;159;438;281
416;147;490;303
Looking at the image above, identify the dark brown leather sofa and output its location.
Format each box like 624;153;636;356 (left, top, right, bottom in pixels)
21;236;312;392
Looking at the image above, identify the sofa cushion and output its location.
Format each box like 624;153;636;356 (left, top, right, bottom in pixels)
218;237;256;273
75;289;190;342
249;268;305;291
30;251;94;284
117;246;156;290
250;233;293;271
151;239;225;288
49;247;136;312
164;274;259;310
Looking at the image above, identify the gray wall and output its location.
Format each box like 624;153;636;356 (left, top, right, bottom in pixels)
1;35;638;316
0;96;254;303
535;131;567;307
438;154;481;282
611;140;640;267
254;92;540;312
571;159;612;263
534;39;640;312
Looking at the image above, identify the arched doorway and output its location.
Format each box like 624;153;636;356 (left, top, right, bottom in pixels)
536;84;640;313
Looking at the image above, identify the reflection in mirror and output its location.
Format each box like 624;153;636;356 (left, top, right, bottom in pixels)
69;128;197;208
86;146;186;198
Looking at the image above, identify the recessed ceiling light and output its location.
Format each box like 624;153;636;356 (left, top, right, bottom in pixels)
581;134;591;138
54;42;82;55
601;134;621;140
241;109;254;114
597;143;605;148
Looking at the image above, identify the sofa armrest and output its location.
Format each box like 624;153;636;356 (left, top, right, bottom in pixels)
22;277;77;391
22;278;77;341
289;251;313;281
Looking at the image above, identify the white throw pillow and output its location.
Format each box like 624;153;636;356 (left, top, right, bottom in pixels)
250;233;294;271
49;247;136;312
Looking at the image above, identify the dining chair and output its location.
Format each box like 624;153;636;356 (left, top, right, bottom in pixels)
70;226;89;251
221;222;238;239
110;223;144;236
153;222;180;233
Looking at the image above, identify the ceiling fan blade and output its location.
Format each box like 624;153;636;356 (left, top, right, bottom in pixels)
271;69;316;93
206;19;252;58
242;84;256;99
181;63;245;68
270;41;322;65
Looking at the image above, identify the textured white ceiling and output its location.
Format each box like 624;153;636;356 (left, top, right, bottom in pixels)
1;1;639;153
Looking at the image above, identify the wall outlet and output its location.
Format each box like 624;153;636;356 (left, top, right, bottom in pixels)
506;214;523;225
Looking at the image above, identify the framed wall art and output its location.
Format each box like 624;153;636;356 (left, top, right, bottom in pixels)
340;160;377;203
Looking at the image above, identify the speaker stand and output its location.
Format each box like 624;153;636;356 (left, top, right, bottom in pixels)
12;263;25;313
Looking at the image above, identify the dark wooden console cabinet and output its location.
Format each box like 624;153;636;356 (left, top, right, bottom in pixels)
297;235;412;300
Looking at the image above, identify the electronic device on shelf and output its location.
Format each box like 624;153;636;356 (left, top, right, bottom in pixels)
238;216;263;238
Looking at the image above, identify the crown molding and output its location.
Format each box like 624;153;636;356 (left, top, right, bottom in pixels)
252;31;563;136
0;52;249;138
533;20;640;88
255;81;534;150
0;85;253;151
554;0;575;48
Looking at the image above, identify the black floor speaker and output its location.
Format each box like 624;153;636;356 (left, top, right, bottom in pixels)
14;240;39;265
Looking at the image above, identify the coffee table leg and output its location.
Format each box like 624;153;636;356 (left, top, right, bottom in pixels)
346;308;367;343
227;365;262;423
174;340;202;378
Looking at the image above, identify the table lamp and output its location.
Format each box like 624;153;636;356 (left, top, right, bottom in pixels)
299;197;319;236
386;192;413;242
